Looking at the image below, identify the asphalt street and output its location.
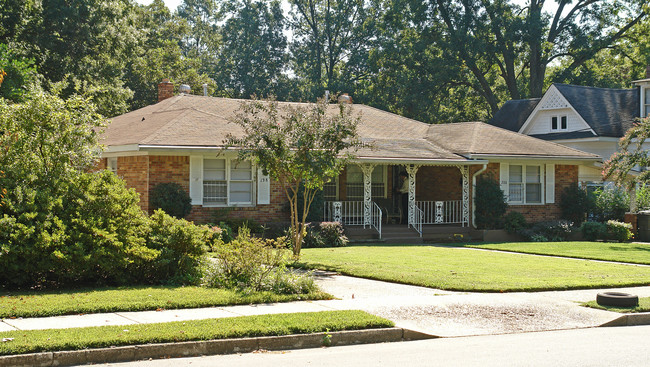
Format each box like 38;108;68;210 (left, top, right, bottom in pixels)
98;325;650;367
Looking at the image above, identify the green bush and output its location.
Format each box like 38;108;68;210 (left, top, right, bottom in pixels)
150;182;192;219
319;222;348;247
636;184;650;210
592;187;629;222
475;175;507;229
580;221;608;241
145;210;210;284
560;184;592;225
504;212;527;234
520;220;573;242
606;220;633;242
302;223;325;248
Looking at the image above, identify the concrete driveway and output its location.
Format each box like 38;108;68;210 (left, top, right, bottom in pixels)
310;270;650;337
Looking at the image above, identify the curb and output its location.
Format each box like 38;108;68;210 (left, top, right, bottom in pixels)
0;327;436;367
600;312;650;327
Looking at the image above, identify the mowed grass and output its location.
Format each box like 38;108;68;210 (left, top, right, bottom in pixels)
0;310;393;356
296;245;650;292
464;241;650;265
0;286;331;319
583;297;650;313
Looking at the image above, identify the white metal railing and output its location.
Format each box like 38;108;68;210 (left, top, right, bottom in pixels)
416;200;463;224
412;205;423;237
371;202;382;239
323;201;364;225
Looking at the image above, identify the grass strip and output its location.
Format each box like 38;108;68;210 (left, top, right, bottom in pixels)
296;245;650;292
0;286;331;319
0;310;393;356
583;297;650;313
464;241;650;265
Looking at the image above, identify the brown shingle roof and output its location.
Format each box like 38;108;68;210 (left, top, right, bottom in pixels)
102;95;599;161
427;122;600;159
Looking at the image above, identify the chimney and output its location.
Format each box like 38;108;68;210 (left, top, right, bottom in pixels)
338;93;353;104
157;78;173;102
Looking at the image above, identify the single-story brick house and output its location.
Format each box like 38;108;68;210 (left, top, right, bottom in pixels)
99;81;600;239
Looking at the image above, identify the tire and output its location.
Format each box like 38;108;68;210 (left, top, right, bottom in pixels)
596;292;639;308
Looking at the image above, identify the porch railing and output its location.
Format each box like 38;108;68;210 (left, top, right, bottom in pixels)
412;205;423;237
323;201;382;238
416;200;463;224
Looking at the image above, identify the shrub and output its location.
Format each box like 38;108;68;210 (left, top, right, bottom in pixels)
606;220;633;242
319;222;348;247
504;212;527;234
580;221;608;241
150;183;192;218
636;184;650;210
520;220;573;242
205;227;314;293
560;184;592;225
592;187;629;222
145;210;210;284
302;223;325;248
474;175;507;229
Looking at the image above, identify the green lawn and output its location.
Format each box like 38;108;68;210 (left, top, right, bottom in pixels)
464;241;650;265
296;245;650;292
583;297;650;313
0;310;393;356
0;286;331;319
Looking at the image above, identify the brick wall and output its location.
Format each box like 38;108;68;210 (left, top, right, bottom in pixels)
480;163;578;223
416;166;462;201
117;156;150;212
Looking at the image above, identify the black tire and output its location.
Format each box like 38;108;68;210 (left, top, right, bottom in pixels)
596;292;639;308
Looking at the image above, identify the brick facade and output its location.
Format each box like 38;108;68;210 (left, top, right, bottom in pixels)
102;155;578;226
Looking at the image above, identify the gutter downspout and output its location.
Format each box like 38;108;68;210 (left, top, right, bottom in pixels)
471;163;488;229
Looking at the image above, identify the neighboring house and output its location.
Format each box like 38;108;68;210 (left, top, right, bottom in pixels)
489;68;650;187
98;80;599;239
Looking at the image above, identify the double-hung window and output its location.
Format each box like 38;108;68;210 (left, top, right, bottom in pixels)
644;89;650;118
508;164;542;204
551;115;567;131
202;159;253;206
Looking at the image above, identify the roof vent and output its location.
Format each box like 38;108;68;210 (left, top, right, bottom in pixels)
179;84;191;94
338;93;353;104
202;83;208;96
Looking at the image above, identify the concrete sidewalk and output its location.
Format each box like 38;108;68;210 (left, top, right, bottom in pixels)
2;271;649;337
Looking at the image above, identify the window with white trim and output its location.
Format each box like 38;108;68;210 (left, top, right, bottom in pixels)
107;157;118;174
202;158;254;206
345;165;386;199
508;164;543;204
644;89;650;118
551;115;568;131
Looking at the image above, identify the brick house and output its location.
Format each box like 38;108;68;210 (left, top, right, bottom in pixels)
99;81;600;240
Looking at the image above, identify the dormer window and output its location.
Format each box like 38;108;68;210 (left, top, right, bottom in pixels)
551;115;568;131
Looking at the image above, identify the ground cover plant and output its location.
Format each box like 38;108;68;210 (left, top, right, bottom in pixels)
583;297;650;313
0;310;393;356
296;245;650;292
0;286;331;319
465;242;650;265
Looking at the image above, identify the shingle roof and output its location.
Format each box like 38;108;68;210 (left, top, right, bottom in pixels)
426;122;599;158
488;98;540;132
553;84;639;137
488;84;640;138
102;95;598;161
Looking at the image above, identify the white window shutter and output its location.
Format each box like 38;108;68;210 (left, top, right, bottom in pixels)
189;156;203;205
499;163;509;200
257;168;270;205
546;164;555;204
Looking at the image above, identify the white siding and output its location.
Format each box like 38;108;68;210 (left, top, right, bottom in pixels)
523;108;589;135
561;141;618;162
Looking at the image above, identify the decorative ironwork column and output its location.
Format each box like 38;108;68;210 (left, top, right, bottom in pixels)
360;164;376;228
457;165;470;227
405;165;420;227
333;201;342;223
435;201;444;223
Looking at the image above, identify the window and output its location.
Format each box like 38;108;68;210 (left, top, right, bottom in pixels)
345;165;386;199
551;115;568;131
107;158;117;174
645;89;650;118
202;159;253;206
508;164;542;204
323;178;338;201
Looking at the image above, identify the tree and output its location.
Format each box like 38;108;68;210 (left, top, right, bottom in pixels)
216;0;288;99
225;98;361;257
603;116;650;189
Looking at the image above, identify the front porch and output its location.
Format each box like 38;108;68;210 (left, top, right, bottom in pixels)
322;163;478;239
344;224;472;244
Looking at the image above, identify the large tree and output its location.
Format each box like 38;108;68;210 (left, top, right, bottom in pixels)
225;98;361;256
